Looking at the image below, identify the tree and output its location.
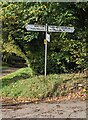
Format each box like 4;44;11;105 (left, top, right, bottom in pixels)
1;2;88;73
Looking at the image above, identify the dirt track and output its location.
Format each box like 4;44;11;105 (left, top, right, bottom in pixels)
0;68;18;77
2;100;87;118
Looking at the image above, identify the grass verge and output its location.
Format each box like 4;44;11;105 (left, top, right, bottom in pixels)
0;67;87;102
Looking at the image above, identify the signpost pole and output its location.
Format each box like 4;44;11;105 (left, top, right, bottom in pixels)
25;24;74;77
45;23;47;77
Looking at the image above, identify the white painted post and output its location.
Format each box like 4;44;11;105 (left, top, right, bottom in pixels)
25;24;74;76
45;24;48;77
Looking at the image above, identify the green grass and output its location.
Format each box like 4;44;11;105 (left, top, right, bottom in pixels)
0;66;10;69
0;68;87;99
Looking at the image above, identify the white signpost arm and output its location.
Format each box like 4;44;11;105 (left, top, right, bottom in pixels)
45;24;48;77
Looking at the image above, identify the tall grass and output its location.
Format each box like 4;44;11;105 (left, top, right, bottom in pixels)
0;68;87;99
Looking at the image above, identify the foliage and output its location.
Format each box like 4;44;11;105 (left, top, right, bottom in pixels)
1;67;34;84
1;71;86;99
1;2;88;74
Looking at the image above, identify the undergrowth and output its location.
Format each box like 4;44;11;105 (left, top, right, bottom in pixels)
0;68;87;99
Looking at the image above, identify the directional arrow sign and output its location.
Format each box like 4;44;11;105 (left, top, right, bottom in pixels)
48;25;74;33
25;24;46;31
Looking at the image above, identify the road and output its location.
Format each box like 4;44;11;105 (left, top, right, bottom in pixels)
0;67;18;77
1;100;87;118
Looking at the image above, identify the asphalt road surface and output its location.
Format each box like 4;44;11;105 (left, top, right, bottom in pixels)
1;100;87;118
